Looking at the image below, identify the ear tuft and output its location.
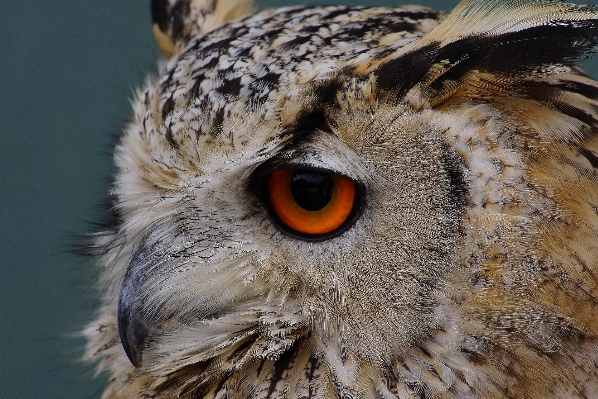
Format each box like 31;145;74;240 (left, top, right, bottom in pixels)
150;0;254;58
417;0;598;49
367;0;598;109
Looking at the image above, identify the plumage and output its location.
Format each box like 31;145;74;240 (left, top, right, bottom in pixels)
84;0;598;397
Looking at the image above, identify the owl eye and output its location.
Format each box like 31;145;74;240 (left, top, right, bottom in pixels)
266;169;362;238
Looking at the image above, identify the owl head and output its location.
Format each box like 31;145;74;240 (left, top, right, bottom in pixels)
85;0;598;398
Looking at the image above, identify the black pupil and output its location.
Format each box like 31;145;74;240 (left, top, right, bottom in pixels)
290;171;333;211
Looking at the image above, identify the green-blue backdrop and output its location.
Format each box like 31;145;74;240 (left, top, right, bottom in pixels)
1;1;597;398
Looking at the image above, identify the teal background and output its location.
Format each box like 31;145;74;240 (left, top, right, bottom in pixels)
1;1;596;398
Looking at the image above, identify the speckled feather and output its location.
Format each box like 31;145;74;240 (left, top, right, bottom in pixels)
84;0;598;398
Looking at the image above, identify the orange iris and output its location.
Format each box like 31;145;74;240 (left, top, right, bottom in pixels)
268;169;356;235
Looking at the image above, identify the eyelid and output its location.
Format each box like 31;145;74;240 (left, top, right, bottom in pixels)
253;129;369;182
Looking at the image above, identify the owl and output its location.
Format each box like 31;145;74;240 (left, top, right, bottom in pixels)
84;0;598;398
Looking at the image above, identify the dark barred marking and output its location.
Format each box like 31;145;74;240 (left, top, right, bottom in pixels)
154;362;205;395
553;100;598;127
306;355;319;398
255;358;266;379
211;376;228;398
580;147;598;169
216;75;242;96
392;10;443;20
190;36;237;57
557;79;598;100
442;149;468;210
319;6;356;22
161;96;174;121
265;341;298;398
210;108;225;135
165;128;178;149
375;42;440;98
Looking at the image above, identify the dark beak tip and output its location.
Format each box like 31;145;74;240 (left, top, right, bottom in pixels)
117;292;147;368
121;328;143;368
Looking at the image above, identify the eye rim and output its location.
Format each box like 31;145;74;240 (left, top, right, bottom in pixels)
255;166;366;242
